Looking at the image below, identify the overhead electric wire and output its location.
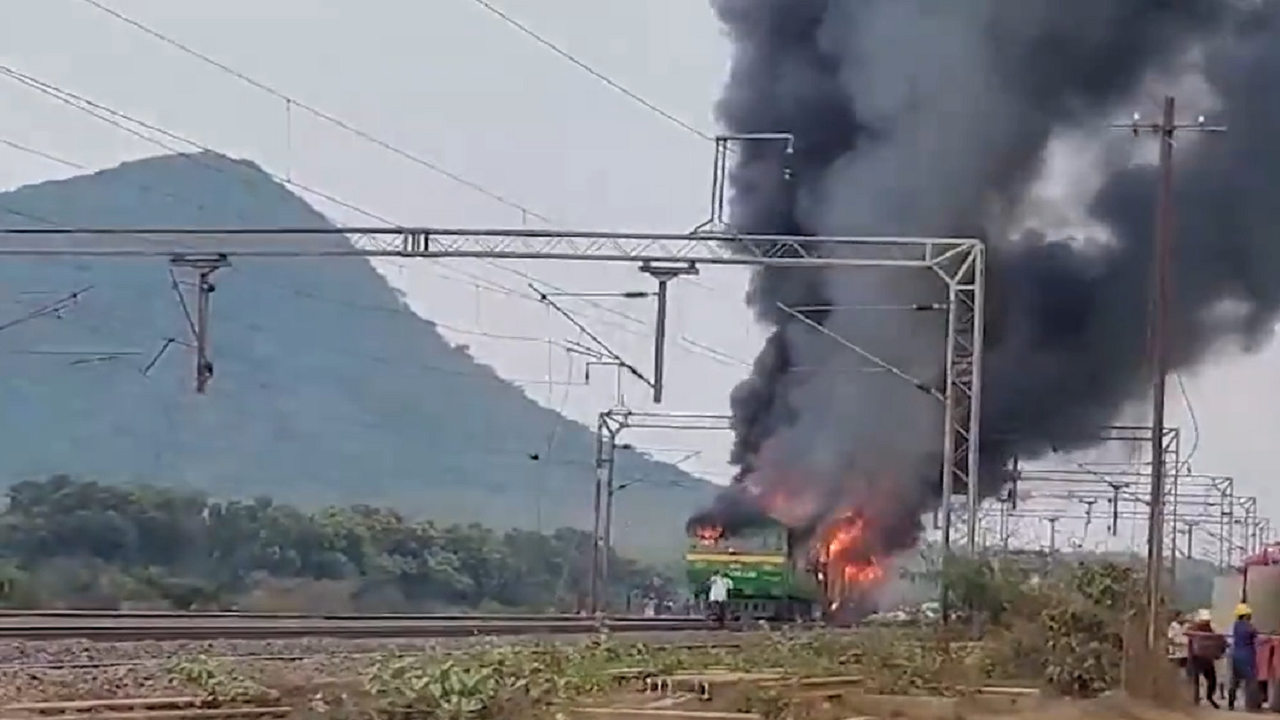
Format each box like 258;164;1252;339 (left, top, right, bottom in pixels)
0;181;578;387
0;286;92;333
460;0;713;141
0;133;543;310
0;111;527;301
0;64;396;226
1173;372;1200;464
63;0;746;359
0;156;586;385
72;0;549;222
0;63;750;368
0;137;82;168
0;128;746;373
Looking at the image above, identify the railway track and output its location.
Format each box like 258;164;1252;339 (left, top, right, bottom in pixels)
0;611;713;642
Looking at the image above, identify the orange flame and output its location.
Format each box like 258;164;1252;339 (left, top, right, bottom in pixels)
813;512;885;610
692;525;724;546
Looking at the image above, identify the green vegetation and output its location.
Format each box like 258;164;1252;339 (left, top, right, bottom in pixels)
900;544;1214;614
162;592;1150;720
0;475;675;612
166;631;1005;720
179;558;1146;718
909;551;1156;697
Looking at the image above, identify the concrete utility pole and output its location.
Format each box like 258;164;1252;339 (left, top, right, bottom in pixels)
1112;96;1225;659
1044;516;1061;554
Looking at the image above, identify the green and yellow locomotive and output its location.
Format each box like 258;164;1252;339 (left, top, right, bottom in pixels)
684;521;822;622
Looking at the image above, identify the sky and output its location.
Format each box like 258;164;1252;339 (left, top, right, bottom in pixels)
0;0;1274;559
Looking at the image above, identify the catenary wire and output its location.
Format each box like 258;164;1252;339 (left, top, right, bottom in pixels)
54;2;740;342
0;195;585;389
0;136;744;368
0;64;749;368
72;0;550;222
1172;371;1198;461
460;0;713;141
0;141;588;387
0;174;739;485
0;140;533;314
22;292;703;480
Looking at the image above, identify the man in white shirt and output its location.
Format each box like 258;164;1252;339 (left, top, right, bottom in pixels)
1168;611;1189;669
707;571;733;628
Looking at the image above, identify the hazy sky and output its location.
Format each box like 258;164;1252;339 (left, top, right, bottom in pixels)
0;0;1274;556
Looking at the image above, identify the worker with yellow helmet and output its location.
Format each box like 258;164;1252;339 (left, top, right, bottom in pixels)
1228;602;1259;710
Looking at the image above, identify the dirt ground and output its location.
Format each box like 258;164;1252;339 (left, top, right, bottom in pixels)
578;686;1240;720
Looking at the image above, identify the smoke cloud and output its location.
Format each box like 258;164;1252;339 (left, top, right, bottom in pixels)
694;0;1275;555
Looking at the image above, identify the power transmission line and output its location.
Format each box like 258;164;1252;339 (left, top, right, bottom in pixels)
1173;373;1200;464
0;66;748;367
0;65;383;224
2;34;748;365
0;133;546;309
0;133;744;371
72;0;550;223
0;137;81;168
78;0;713;147
1110;95;1225;674
461;0;713;141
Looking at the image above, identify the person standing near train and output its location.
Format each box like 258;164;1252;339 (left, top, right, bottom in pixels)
707;570;733;629
1187;608;1224;708
1229;603;1260;711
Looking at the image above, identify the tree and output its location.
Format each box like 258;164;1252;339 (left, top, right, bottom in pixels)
0;475;675;612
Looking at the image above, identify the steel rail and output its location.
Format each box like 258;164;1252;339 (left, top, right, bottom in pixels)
0;616;712;642
0;610;678;621
0;640;752;672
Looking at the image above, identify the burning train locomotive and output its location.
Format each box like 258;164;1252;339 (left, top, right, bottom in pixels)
684;499;886;623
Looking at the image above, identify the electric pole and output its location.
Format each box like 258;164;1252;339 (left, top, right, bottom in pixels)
1112;96;1225;660
170;254;229;394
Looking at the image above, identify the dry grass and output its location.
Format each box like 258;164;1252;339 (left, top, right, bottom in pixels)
0;560;1170;718
0;630;1032;715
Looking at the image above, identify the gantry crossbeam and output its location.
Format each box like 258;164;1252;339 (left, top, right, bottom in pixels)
0;226;980;268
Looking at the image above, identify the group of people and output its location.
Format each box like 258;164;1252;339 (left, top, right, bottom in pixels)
1169;603;1260;710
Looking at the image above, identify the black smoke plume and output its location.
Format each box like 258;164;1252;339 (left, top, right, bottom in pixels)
693;0;1274;555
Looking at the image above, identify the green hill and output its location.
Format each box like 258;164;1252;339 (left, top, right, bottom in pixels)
0;152;717;556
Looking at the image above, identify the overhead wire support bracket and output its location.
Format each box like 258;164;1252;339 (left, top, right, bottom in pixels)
531;284;653;394
0;228;982;502
639;261;699;404
0;285;93;333
169;253;230;393
692;133;795;234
